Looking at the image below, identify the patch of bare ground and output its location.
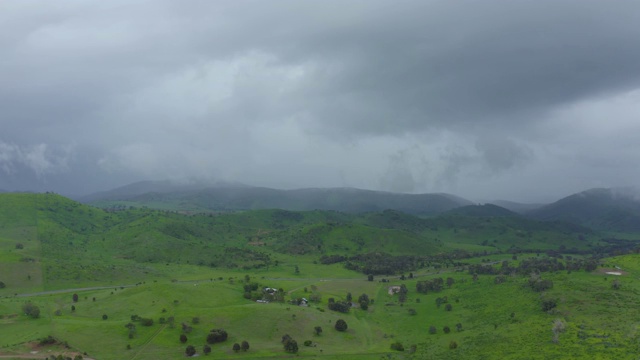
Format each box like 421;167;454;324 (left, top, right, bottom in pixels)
595;268;627;276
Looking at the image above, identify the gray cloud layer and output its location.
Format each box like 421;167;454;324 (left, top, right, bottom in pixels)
2;0;640;201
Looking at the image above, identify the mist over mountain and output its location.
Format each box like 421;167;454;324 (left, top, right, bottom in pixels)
80;180;473;215
488;200;545;214
444;204;519;217
77;181;640;232
529;187;640;232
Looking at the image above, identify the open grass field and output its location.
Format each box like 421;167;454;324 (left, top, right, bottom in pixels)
1;193;639;359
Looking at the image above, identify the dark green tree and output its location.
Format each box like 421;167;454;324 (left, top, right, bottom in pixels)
203;344;211;355
185;345;196;357
314;326;323;335
335;319;348;332
72;293;79;302
180;334;188;343
241;340;250;351
233;343;241;352
283;339;298;353
207;329;228;344
0;281;5;289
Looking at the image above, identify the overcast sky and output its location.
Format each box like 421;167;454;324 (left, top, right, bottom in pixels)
2;0;640;202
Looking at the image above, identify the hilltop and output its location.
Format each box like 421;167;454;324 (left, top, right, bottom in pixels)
529;187;640;232
78;181;474;215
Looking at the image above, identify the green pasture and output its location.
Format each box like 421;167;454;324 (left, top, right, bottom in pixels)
1;193;640;359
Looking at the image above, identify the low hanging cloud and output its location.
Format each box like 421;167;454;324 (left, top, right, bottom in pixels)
1;1;640;201
0;141;71;178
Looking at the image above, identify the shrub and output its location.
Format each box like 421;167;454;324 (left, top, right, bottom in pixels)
390;342;404;351
541;299;557;312
304;340;312;346
449;341;458;349
22;303;40;318
429;325;437;334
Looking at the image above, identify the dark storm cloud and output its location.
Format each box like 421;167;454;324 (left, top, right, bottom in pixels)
1;0;640;201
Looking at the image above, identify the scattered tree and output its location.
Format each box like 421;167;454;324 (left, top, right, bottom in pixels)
314;326;323;336
71;305;76;312
281;334;298;353
185;345;196;357
241;340;250;352
102;314;108;320
390;341;404;351
429;325;437;334
192;317;200;324
202;344;211;355
233;343;241;352
443;326;451;334
207;329;228;344
367;274;374;281
180;334;188;343
335;319;348;332
0;281;5;289
22;302;40;318
445;304;453;311
456;323;463;332
304;340;312;347
449;341;458;349
72;293;79;303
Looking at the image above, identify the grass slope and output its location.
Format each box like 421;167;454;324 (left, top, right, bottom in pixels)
1;193;639;359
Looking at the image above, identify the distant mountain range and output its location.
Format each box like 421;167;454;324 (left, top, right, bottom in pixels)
75;181;640;232
77;181;474;216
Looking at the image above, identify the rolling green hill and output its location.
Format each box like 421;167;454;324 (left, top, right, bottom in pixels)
2;192;640;359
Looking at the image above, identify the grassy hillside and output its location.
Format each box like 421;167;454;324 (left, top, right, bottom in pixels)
1;193;640;359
